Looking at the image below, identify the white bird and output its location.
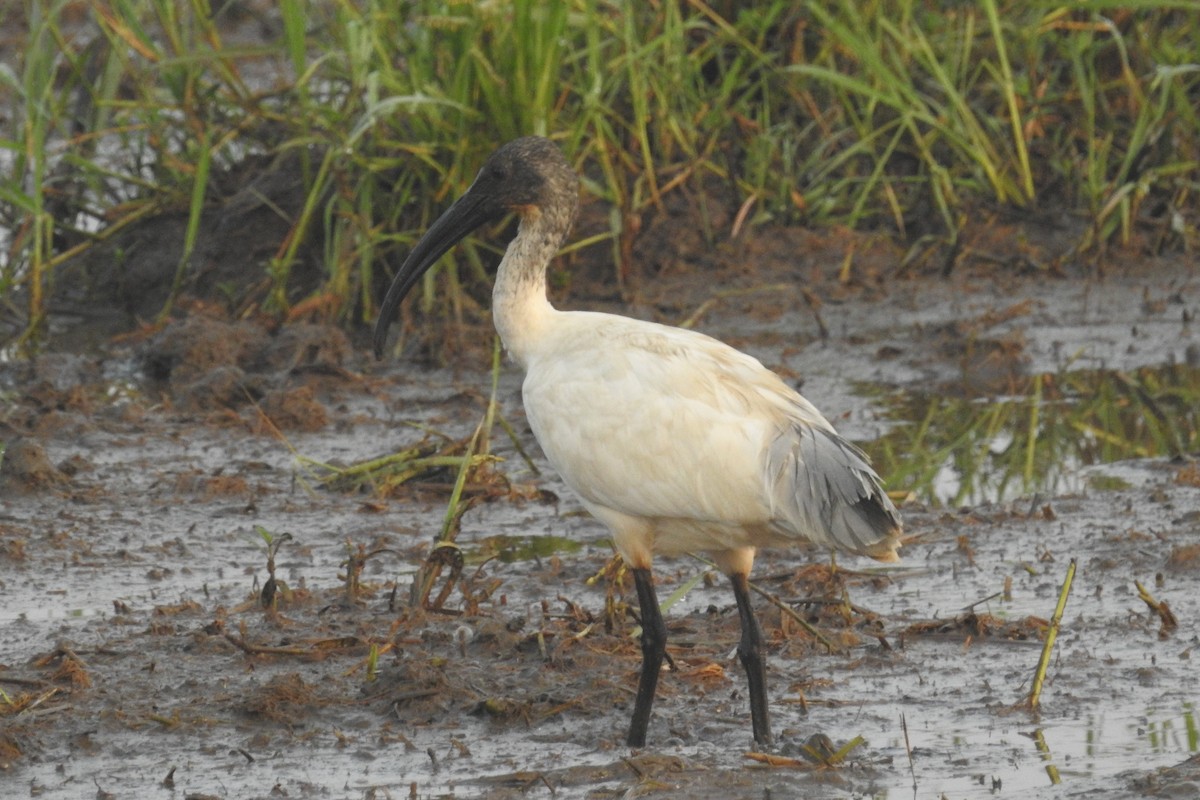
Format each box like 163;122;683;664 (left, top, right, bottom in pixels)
374;136;902;748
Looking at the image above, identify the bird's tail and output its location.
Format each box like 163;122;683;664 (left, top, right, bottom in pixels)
766;423;903;560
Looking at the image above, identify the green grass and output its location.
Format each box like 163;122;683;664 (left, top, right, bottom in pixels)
0;1;1197;345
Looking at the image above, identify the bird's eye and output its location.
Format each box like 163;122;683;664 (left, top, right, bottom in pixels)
490;165;508;181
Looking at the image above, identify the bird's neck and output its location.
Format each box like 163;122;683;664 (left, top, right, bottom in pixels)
492;205;569;369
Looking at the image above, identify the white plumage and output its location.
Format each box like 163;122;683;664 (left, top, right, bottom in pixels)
517;312;897;565
375;136;902;748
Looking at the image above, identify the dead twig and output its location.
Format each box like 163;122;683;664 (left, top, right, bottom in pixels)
1135;579;1179;636
219;624;311;657
748;583;844;655
901;712;917;793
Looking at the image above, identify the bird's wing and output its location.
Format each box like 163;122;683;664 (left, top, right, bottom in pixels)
521;313;900;559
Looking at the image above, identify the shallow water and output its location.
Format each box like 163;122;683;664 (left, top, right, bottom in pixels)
862;363;1200;507
2;265;1200;799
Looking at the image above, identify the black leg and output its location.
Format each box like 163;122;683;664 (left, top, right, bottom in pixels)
730;571;772;745
627;567;667;747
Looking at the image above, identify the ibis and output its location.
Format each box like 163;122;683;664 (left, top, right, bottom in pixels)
374;136;902;747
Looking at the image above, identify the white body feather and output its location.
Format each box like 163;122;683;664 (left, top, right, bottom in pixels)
493;216;900;574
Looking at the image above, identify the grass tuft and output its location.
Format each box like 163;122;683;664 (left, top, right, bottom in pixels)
0;2;1197;345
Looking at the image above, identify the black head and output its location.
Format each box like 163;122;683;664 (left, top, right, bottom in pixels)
372;136;578;358
468;136;577;214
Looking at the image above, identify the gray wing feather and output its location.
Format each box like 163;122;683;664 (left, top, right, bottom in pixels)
766;422;902;558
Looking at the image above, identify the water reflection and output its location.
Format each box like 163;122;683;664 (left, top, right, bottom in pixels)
1032;728;1060;785
903;703;1200;798
1144;703;1199;753
863;364;1200;506
470;534;584;563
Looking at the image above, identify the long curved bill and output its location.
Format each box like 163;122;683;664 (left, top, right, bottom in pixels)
372;187;497;358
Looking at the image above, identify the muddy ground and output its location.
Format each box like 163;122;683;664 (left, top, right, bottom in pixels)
1;217;1199;800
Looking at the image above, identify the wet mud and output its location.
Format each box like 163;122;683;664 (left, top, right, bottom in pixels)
2;250;1199;799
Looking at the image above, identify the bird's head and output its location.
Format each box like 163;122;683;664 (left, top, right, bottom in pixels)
373;136;578;358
